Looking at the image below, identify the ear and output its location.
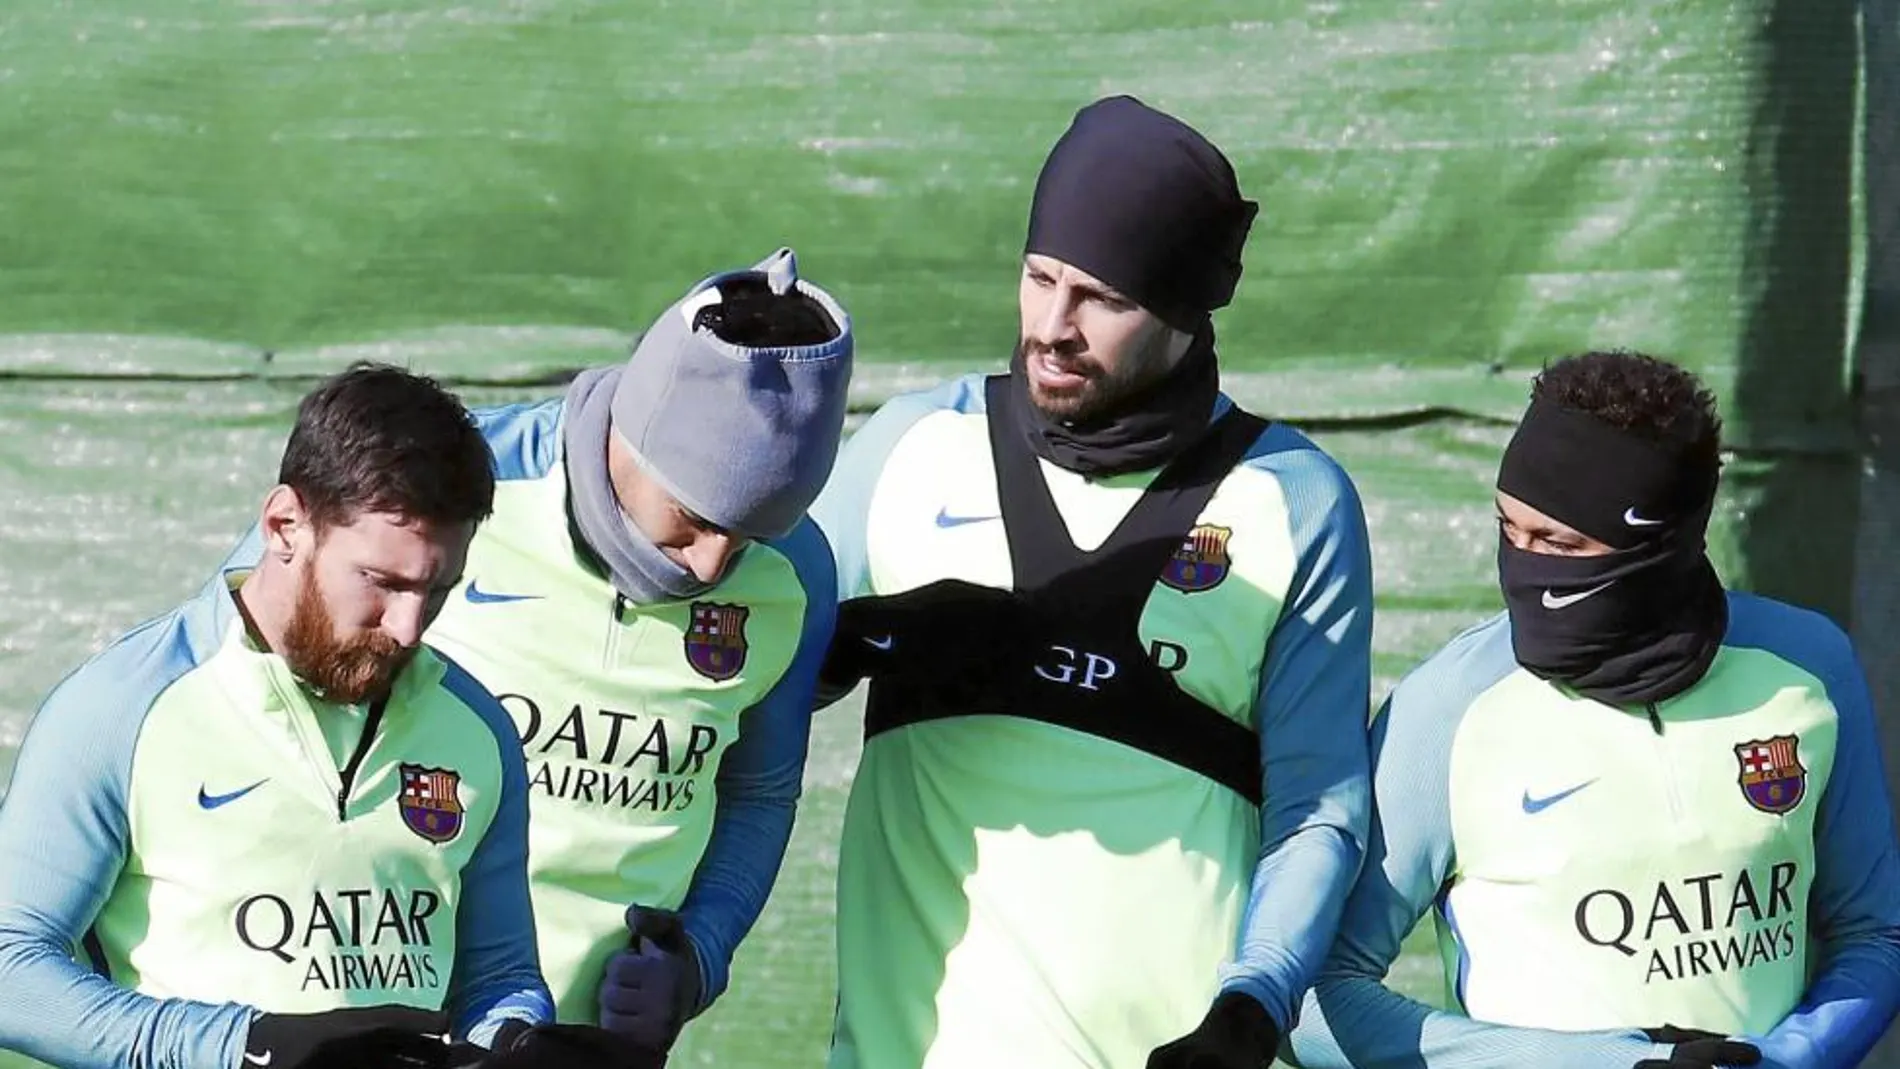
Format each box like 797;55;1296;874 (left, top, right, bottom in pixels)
259;485;312;563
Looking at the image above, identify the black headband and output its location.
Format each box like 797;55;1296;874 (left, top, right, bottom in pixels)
1497;398;1718;549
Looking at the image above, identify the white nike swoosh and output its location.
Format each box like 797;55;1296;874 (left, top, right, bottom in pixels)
1542;582;1615;609
244;1053;273;1067
864;635;895;651
1623;507;1664;527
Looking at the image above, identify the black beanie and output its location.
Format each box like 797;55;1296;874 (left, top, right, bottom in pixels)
1024;95;1259;331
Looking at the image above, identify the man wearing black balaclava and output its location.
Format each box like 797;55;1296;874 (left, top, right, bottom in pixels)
1288;351;1900;1069
810;95;1376;1069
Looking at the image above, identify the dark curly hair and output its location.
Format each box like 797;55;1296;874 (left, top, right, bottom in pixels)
1531;350;1723;469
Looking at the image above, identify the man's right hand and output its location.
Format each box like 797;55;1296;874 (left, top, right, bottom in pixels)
820;580;1028;697
244;1006;451;1069
472;1023;666;1069
1636;1025;1762;1069
598;906;701;1050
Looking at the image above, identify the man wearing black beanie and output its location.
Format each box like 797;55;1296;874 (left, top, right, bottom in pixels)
812;96;1376;1069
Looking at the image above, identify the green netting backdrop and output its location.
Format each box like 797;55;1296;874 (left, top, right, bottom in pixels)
0;0;1883;1065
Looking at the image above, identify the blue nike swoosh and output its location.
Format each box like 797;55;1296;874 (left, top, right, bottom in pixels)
934;507;999;529
1522;778;1598;814
465;580;542;605
198;779;269;810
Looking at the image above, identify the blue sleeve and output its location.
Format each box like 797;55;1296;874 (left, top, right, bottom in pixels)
1219;439;1373;1030
809;375;987;603
676;519;838;1010
0;627;256;1069
438;661;556;1046
471;399;562;483
219;522;264;574
1287;619;1665;1069
1745;621;1900;1069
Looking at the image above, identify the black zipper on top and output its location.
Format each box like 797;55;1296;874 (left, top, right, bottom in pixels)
336;697;389;820
1646;701;1664;736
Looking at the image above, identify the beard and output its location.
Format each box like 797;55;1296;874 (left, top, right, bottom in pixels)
280;560;413;705
1018;334;1174;425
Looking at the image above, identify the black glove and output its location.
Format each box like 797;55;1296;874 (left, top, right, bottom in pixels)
1146;992;1281;1069
441;1021;535;1069
246;1006;452;1069
819;580;1027;698
597;906;702;1051
474;1022;667;1069
1636;1026;1762;1069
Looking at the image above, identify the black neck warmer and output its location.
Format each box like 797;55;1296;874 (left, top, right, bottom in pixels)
1006;327;1221;477
1496;398;1728;706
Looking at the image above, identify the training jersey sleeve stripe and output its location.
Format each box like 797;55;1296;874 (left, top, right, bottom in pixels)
810;374;987;605
435;656;556;1045
0;612;255;1069
679;518;838;1010
471;400;563;484
1288;615;1664;1069
1218;428;1375;1030
1724;594;1900;1069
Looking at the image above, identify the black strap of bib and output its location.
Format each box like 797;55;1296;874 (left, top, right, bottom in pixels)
987;374;1267;608
860;380;1270;804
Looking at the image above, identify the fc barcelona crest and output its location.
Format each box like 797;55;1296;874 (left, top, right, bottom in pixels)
1734;736;1807;815
398;764;465;844
686;601;750;682
1160;525;1233;593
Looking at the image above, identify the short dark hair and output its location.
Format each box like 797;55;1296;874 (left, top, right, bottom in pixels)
691;276;840;348
278;362;495;530
1531;350;1723;466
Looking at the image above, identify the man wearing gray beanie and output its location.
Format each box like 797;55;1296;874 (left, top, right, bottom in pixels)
218;248;851;1059
811;96;1374;1069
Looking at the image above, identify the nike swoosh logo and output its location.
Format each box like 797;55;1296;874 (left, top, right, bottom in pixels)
198;780;269;810
1541;581;1614;609
244;1052;273;1067
465;580;543;605
864;635;895;651
1623;507;1664;527
934;507;999;529
1522;779;1598;814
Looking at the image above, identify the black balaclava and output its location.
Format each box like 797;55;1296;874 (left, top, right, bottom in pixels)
1010;95;1259;477
1495;397;1728;707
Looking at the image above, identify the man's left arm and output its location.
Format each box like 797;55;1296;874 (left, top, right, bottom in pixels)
1226;447;1375;1023
440;666;556;1046
676;521;838;1010
1755;636;1900;1069
1152;446;1374;1066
